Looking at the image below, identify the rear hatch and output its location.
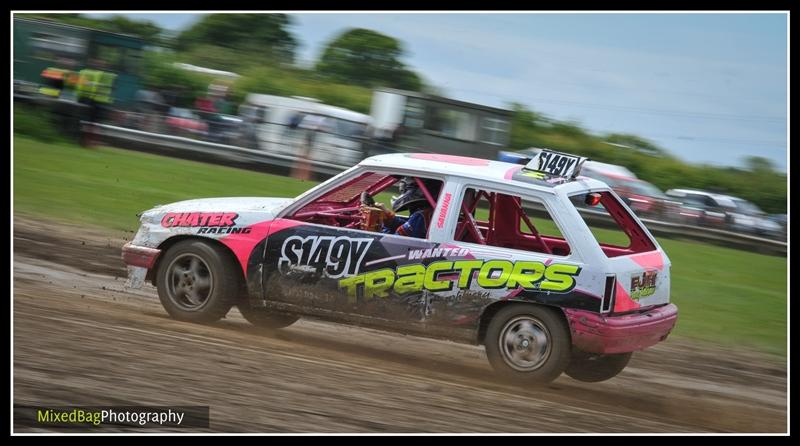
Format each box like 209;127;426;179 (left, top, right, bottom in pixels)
568;190;672;313
606;251;671;312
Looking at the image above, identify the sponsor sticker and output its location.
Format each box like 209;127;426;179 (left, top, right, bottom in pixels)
630;270;657;300
161;212;251;235
436;192;452;228
161;212;239;228
339;260;581;301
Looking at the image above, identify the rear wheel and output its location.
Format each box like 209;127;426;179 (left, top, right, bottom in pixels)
156;239;238;323
565;350;632;382
484;304;571;385
237;299;299;330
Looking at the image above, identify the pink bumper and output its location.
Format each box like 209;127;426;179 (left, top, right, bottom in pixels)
121;243;161;269
564;304;678;354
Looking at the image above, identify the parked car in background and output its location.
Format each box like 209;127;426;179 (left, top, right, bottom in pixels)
725;196;783;238
498;147;541;165
665;189;782;237
664;192;727;228
207;114;243;146
165;107;208;139
131;89;169;133
768;214;787;239
577;159;638;180
665;189;733;229
580;170;679;222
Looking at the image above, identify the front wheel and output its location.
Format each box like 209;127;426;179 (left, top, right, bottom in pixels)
565;350;632;382
484;304;572;385
156;239;238;323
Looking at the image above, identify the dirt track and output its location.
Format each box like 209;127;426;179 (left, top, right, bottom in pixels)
13;216;787;433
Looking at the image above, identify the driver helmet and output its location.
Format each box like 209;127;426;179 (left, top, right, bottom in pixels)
391;177;441;213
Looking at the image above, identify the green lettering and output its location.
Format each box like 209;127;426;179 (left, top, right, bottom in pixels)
507;261;546;289
339;274;366;303
453;260;484;288
477;260;513;289
364;269;396;299
541;264;581;292
423;261;454;291
394;264;426;294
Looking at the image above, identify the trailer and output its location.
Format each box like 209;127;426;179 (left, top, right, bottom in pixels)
13;16;145;105
369;88;513;159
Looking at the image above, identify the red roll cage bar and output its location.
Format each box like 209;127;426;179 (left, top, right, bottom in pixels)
291;173;550;252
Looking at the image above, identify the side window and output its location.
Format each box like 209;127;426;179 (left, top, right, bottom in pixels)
31;32;86;60
404;98;425;130
453;188;571;256
568;191;656;258
289;172;442;239
479;117;510;146
424;107;477;141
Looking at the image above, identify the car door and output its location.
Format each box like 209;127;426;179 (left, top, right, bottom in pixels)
261;221;442;321
259;170;448;323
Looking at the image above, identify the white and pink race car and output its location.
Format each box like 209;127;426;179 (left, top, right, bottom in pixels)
123;150;678;384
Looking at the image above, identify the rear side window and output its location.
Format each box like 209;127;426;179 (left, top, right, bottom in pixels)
698;195;716;207
569;191;656;258
453;188;571;256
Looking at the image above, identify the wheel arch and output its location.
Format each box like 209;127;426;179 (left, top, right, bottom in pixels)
147;235;245;288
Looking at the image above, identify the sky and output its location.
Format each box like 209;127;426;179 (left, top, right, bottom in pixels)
86;12;789;171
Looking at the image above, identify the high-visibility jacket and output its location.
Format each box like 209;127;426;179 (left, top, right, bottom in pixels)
39;67;70;98
77;69;117;104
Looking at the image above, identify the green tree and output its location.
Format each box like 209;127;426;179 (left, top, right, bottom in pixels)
744;156;776;173
104;16;164;46
315;28;422;91
176;14;297;65
142;52;210;107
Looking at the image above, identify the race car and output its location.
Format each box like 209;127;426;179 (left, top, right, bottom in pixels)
123;149;678;384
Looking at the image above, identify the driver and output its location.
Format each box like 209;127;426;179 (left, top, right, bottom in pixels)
378;177;441;238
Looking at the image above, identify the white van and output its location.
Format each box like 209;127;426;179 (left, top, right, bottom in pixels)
239;94;371;167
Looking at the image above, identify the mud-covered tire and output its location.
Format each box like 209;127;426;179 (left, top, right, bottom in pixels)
484;304;572;385
565;351;632;383
156;239;238;323
237;300;299;330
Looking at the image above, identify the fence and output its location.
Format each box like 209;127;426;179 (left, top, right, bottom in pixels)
88;121;787;257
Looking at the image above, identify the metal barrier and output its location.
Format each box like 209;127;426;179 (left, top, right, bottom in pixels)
93;122;353;176
88;122;786;257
